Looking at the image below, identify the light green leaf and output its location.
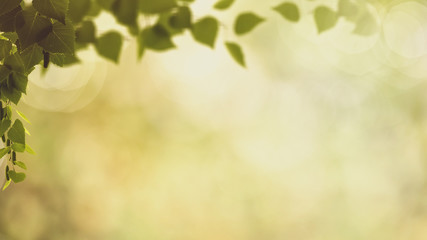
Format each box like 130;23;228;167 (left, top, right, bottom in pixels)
11;142;25;152
191;17;218;48
273;2;300;22
25;144;35;155
33;0;69;24
234;12;265;35
95;31;122;63
38;21;75;55
15;161;27;170
314;6;338;34
8;170;26;183
15;7;53;50
7;119;25;144
0;147;10;159
225;42;245;67
2;179;11;191
214;0;234;10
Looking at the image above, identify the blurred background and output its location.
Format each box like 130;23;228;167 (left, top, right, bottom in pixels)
2;0;427;239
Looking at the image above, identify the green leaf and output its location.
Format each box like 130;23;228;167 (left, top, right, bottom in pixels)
0;39;12;60
0;0;21;16
15;109;30;124
214;0;234;10
8;170;26;183
20;44;44;71
0;119;11;137
38;21;75;55
11;143;25;152
234;12;265;35
95;31;122;63
0;147;10;158
7;119;25;144
139;0;177;14
15;161;27;170
338;0;359;22
95;0;115;10
273;2;300;22
0;66;11;82
225;42;245;67
139;25;175;52
25;144;35;155
4;53;25;73
0;6;22;32
76;21;96;43
68;0;91;23
169;6;192;29
33;0;69;24
9;71;28;94
2;179;11;191
1;84;21;104
314;6;338;34
191;17;218;48
112;0;139;27
1;32;18;42
15;8;53;50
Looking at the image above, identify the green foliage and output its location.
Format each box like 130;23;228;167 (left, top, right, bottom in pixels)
314;6;338;33
0;0;380;189
191;17;218;48
234;12;265;35
225;42;245;67
273;2;300;22
95;31;123;63
214;0;234;10
33;0;69;24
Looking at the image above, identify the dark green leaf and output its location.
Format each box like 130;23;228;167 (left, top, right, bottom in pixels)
4;53;25;73
95;0;115;10
273;2;300;22
225;42;245;67
15;8;53;50
9;71;28;94
7;119;25;144
214;0;234;10
314;6;338;34
33;0;69;24
0;39;12;60
95;31;122;63
169;6;192;29
139;25;175;52
191;17;218;48
20;44;44;72
0;0;21;16
76;21;96;43
38;21;75;54
139;0;177;14
8;170;26;183
234;12;265;35
68;0;91;23
0;119;10;137
1;84;21;104
0;66;11;82
112;0;138;27
0;6;22;32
